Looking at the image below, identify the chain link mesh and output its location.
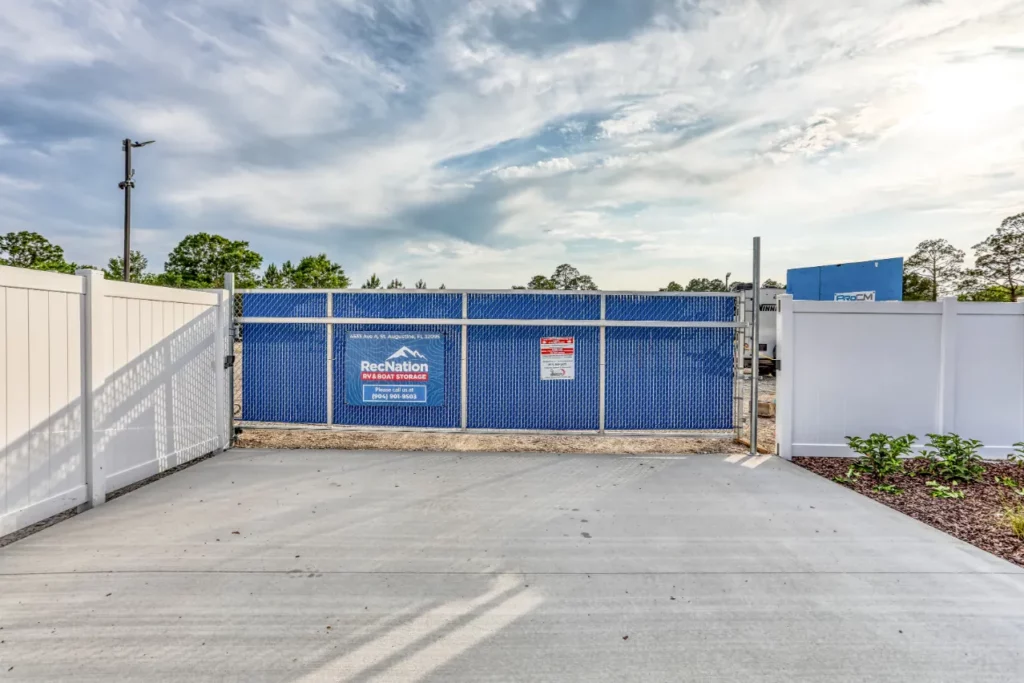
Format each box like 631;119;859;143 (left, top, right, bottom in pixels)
468;292;599;320
233;290;746;436
605;294;735;322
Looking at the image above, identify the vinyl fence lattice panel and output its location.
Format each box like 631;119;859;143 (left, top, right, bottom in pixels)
606;295;735;322
468;293;599;320
332;324;461;428
467;326;599;430
333;293;462;319
605;327;734;430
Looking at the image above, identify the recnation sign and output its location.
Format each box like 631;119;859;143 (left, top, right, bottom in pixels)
345;332;444;406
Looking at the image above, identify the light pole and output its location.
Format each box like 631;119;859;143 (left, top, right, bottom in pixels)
725;272;731;290
118;139;155;281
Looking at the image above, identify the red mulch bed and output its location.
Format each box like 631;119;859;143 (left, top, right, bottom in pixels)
793;457;1024;568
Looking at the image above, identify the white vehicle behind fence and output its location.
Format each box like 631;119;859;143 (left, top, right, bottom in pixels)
743;287;784;375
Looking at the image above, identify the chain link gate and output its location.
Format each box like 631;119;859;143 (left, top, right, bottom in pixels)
230;288;748;439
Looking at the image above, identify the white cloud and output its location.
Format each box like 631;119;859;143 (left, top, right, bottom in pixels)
2;0;1024;285
599;108;658;137
0;173;42;191
99;101;229;151
494;157;577;180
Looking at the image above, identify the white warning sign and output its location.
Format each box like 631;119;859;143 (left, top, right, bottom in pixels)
540;336;575;380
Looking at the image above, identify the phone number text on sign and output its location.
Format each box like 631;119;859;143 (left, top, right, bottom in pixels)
540;336;575;380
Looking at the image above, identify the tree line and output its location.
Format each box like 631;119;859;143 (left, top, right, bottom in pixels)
3;211;1021;299
903;213;1023;302
0;231;443;290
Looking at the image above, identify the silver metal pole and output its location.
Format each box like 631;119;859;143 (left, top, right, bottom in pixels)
325;293;333;426
461;292;468;430
750;237;761;455
734;295;743;441
599;293;606;434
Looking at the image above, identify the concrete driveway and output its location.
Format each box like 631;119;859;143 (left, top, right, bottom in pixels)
1;449;1023;682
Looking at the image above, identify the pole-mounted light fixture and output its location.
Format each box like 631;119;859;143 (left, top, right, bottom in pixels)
118;139;156;281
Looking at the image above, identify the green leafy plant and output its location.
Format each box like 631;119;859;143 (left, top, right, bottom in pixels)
845;433;917;480
995;475;1024;496
918;433;985;483
833;466;861;485
926;481;965;499
872;484;903;495
1002;503;1024;540
1009;442;1024;467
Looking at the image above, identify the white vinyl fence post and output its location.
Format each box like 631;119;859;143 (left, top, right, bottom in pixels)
776;294;794;459
77;269;108;507
599;293;606;433
215;289;227;450
937;296;958;435
326;293;333;426
461;292;468;431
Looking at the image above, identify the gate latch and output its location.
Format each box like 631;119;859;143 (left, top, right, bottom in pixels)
224;354;235;369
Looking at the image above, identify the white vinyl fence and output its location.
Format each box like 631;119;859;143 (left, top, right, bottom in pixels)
776;295;1024;460
0;266;230;535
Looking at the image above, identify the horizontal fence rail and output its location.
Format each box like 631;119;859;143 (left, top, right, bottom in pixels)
238;317;744;328
233;289;744;437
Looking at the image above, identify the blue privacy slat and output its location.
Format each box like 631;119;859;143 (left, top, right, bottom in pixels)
241;292;735;431
467;326;599;430
243;292;326;318
333;293;462;319
605;327;733;430
333;324;461;428
241;323;327;424
468;293;599;320
605;295;735;322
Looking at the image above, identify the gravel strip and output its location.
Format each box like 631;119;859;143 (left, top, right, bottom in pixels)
237;429;751;455
794;457;1024;568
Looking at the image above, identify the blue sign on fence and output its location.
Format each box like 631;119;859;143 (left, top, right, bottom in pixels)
344;331;444;406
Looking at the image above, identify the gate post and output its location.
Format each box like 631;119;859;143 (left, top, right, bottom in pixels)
77;268;108;508
326;292;333;426
461;292;468;430
750;236;761;455
225;272;236;444
599;293;606;433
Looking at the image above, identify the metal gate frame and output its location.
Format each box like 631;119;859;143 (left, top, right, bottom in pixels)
231;288;747;439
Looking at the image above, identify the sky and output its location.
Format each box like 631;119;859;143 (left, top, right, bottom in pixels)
1;0;1023;289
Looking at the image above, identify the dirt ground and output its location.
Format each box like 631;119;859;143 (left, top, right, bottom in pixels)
236;416;776;455
238;429;739;455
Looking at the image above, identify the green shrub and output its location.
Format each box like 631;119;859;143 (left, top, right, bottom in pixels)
845;433;916;480
924;432;986;481
1009;442;1024;467
872;484;903;495
918;433;985;483
926;481;965;499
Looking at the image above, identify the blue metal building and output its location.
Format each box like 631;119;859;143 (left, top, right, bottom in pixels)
786;257;904;301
